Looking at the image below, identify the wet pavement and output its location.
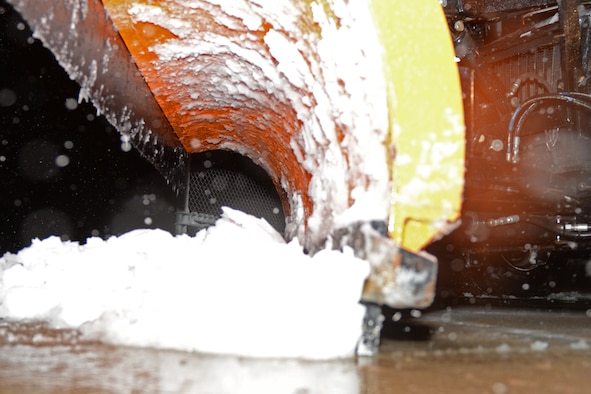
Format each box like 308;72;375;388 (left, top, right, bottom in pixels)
1;297;590;393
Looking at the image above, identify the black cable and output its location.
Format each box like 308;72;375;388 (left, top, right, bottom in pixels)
507;93;591;162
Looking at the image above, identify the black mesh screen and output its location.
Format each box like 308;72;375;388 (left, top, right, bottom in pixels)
185;150;285;234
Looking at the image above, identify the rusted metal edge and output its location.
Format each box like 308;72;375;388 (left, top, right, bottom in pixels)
330;221;437;356
329;222;438;310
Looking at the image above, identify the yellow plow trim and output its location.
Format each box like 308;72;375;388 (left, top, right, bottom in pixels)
370;0;465;251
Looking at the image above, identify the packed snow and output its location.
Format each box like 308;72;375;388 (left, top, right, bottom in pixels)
0;208;370;359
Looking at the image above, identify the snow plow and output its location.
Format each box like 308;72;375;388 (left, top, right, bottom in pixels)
7;0;465;353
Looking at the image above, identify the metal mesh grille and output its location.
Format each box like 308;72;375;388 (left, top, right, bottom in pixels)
491;45;561;97
186;151;285;234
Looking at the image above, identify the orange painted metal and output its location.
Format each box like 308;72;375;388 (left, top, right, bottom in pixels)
102;0;311;226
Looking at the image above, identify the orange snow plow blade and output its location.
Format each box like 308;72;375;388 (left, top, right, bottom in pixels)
9;0;464;309
101;0;464;252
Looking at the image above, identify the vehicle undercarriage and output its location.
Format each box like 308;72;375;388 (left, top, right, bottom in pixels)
431;0;591;296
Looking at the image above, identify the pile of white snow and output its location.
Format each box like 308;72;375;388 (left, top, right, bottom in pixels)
0;208;369;360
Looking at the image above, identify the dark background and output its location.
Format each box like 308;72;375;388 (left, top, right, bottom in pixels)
0;0;177;254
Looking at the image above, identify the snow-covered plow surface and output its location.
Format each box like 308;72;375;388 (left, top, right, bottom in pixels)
6;0;465;250
0;208;369;359
101;0;392;248
7;0;464;254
